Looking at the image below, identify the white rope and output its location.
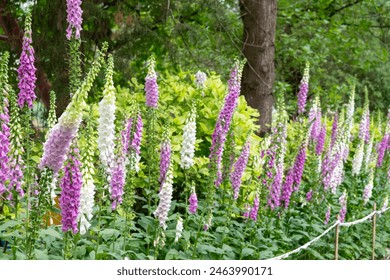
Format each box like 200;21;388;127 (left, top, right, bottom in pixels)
267;206;390;260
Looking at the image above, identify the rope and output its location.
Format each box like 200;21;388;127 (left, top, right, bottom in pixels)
267;206;390;260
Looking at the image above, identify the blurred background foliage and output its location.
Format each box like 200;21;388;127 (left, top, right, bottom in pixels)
0;0;389;115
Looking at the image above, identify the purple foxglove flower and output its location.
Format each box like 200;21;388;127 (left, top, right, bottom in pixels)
338;192;347;223
131;112;143;156
281;168;294;209
145;56;159;108
159;134;171;187
315;124;326;156
249;194;259;221
324;206;331;225
39;124;78;173
0;85;10;195
242;204;251;219
292;144;307;192
209;61;243;186
121;117;133;156
297;62;310;114
110;156;126;210
17;14;37;109
306;190;313;201
60;147;82;234
66;0;83;40
377;134;389;167
230;141;250;200
268;163;283;209
188;190;198;214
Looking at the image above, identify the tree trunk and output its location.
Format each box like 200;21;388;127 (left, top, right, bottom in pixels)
239;0;276;136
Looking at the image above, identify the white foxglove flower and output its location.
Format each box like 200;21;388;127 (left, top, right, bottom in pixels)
174;216;183;242
352;140;364;176
364;136;374;168
381;196;388;212
78;159;96;234
154;165;173;230
98;55;116;173
195;71;207;89
180;109;196;169
363;171;374;204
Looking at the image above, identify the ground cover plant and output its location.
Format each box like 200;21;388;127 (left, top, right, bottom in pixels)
0;1;389;260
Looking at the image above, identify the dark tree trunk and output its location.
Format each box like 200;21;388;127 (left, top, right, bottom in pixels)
239;0;276;136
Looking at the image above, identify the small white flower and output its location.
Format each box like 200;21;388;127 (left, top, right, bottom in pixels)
174;216;183;242
195;71;207;88
180;110;196;169
153;165;174;230
352;140;364;176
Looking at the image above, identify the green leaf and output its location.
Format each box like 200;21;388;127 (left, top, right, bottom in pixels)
0;220;22;231
39;228;63;240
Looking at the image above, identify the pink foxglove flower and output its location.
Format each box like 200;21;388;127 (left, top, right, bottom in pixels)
338;192;347;223
324;206;331;225
60;147;82;234
249;194;259;221
315;124;326;156
17;13;37;109
209;60;244;187
297;62;310;114
159;131;171;187
188;187;198;214
230;141;250;200
145;56;159;108
66;0;83;40
110;156;126;210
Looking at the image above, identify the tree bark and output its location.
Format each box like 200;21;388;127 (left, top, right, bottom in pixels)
239;0;276;136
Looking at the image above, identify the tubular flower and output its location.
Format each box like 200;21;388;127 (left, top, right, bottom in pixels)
281;168;294;209
159;129;171;187
17;13;37;109
195;71;207;89
268;163;283;209
131;112;143;157
359;89;370;143
0;52;10;196
306;190;313;201
249;194;260;221
7;90;25;198
297;62;310;114
121;117;133;156
39;44;107;173
315;124;326;156
180;107;197;169
308;97;321;141
78;124;96;234
60;147;82;234
203;212;213;231
174;216;183;243
377;134;389;167
352;140;364;176
363;170;374;204
188;186;198;214
110;156;126;210
324;206;331;225
66;0;83;40
364;135;374;169
47;91;57;132
98;55;116;172
154;164;174;230
230;141;250;200
338;192;347;223
267;114;288;209
292;143;307;192
209;60;244;187
145;56;159;108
